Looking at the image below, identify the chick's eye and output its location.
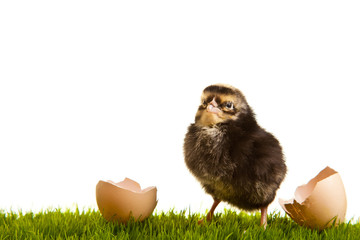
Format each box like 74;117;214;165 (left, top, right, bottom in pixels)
225;102;234;109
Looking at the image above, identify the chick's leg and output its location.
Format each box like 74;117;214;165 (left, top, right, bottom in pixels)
260;206;268;229
207;199;221;221
198;199;220;224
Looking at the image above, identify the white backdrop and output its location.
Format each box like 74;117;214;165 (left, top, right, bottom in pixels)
1;1;359;221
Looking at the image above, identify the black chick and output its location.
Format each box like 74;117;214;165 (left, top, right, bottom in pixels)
184;84;287;227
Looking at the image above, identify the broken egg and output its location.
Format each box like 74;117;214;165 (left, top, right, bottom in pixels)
96;178;157;224
279;166;347;230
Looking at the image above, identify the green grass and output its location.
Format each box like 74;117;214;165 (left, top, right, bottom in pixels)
1;208;359;239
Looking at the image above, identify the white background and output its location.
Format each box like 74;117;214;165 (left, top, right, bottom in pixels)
1;1;359;221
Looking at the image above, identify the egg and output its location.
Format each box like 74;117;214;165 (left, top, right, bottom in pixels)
279;166;347;230
96;177;157;224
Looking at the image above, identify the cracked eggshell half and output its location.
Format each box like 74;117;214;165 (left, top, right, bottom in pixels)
96;178;157;224
279;166;347;230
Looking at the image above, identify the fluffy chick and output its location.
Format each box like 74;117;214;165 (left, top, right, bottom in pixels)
184;84;287;227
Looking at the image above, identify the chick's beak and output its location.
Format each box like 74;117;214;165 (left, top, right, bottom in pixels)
207;98;222;114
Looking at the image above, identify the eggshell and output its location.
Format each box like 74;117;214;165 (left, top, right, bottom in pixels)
96;178;157;224
279;166;347;230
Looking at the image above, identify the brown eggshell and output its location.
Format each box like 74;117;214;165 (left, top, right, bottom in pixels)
279;166;347;230
96;178;157;224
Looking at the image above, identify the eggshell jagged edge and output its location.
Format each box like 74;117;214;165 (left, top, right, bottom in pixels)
279;166;347;230
107;177;157;193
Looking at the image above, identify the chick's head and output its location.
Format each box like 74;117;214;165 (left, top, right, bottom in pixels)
195;84;248;127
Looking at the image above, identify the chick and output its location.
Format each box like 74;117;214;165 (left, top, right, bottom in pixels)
184;84;287;227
